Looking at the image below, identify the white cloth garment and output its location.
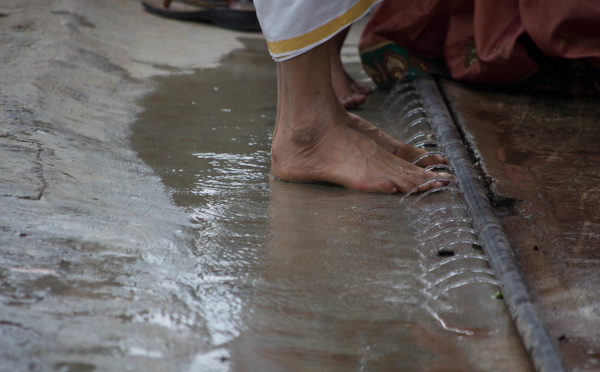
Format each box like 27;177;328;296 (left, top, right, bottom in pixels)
254;0;382;61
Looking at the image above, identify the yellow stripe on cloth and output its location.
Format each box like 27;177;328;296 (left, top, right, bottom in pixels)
266;0;380;57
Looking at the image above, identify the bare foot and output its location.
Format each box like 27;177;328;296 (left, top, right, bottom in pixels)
272;108;447;194
331;28;371;110
347;73;372;96
331;60;368;110
345;113;445;167
273;36;448;194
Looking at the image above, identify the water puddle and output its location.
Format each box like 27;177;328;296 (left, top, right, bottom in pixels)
131;38;532;371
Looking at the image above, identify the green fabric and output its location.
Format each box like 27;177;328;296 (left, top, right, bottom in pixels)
361;40;600;95
359;42;447;90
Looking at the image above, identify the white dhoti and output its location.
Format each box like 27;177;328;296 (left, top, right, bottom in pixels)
254;0;383;61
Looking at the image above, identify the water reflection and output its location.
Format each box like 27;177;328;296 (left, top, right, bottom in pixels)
187;149;270;347
130;39;532;371
227;179;470;371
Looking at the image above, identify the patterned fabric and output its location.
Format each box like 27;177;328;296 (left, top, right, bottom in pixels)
359;0;600;94
359;41;448;89
254;0;382;61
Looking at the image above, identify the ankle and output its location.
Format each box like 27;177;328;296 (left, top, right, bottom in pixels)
279;101;342;141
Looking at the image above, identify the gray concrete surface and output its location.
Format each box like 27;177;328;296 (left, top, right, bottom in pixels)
1;0;594;371
1;2;531;369
128;37;534;370
0;0;261;370
441;80;600;372
1;1;531;370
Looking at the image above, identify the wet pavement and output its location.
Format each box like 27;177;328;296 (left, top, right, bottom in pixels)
0;1;596;371
130;38;532;371
442;81;600;372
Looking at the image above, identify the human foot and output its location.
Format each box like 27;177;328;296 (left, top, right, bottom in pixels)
273;37;448;193
271;111;448;194
347;72;372;96
331;63;369;110
331;29;371;110
345;113;446;167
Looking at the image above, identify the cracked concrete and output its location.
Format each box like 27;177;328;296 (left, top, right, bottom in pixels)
2;0;597;371
0;0;263;370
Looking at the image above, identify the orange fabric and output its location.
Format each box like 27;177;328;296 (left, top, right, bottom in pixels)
520;0;600;58
359;0;600;85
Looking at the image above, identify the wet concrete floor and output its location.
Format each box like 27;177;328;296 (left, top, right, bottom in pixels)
1;0;594;371
130;38;532;371
442;81;600;372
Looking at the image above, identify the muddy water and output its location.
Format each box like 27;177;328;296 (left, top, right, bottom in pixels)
132;38;532;371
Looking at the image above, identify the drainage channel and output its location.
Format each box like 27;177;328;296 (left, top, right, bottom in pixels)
386;76;568;372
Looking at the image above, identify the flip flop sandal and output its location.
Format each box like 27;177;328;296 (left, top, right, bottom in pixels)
141;0;261;31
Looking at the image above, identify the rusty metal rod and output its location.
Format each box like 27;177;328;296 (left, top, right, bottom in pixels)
412;75;567;372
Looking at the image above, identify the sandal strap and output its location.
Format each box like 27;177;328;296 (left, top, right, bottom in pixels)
226;0;254;11
162;0;254;11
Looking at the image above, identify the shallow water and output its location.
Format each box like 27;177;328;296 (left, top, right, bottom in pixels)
131;38;532;371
